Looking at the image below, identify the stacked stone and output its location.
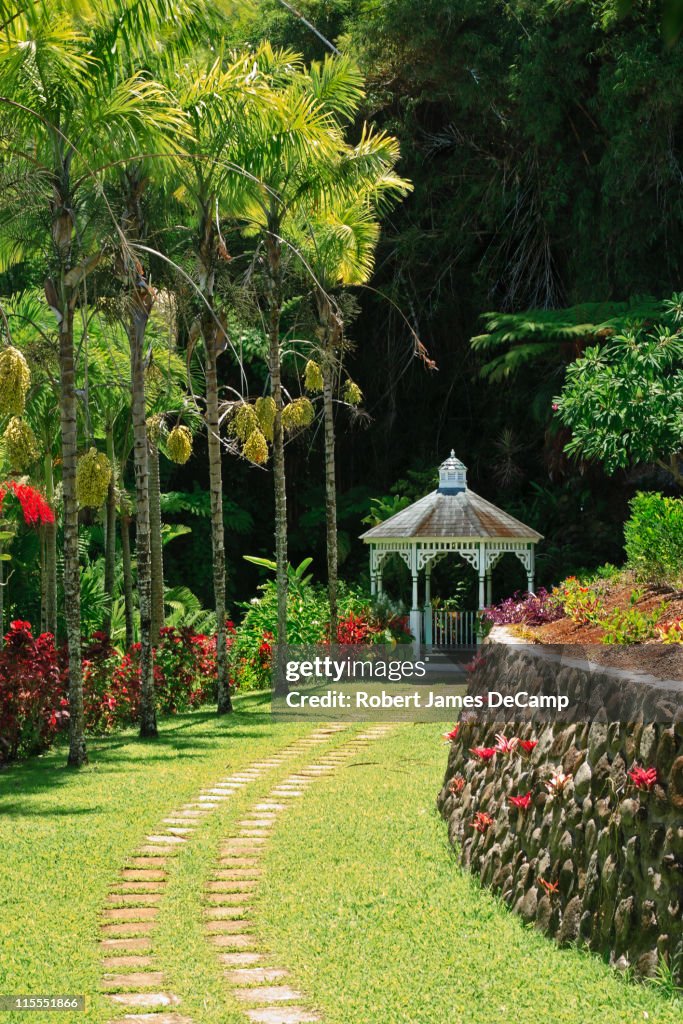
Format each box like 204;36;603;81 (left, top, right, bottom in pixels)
437;644;683;984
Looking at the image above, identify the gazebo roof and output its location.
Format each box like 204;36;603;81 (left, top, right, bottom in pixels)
361;451;543;543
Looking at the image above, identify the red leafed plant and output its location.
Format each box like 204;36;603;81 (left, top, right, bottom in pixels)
0;480;54;526
518;739;538;755
448;773;465;795
470;811;494;833
0;620;65;762
336;611;372;644
509;791;533;811
627;763;658;791
538;876;559;896
470;746;497;761
443;725;460;743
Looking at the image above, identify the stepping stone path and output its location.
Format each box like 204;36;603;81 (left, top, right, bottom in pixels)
206;726;395;1024
101;724;347;1024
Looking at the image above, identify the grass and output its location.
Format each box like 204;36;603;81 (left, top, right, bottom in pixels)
0;692;317;1024
257;722;682;1024
2;703;680;1024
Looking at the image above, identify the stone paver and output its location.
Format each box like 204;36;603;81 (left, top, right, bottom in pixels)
211;934;258;949
109;1015;192;1024
107;992;179;1008
219;952;265;966
233;986;302;1004
101;937;152;952
245;1010;321;1024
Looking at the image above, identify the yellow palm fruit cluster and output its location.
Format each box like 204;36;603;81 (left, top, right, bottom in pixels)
76;447;112;508
0;346;31;416
3;416;39;471
243;429;268;465
255;396;276;441
304;359;324;393
231;403;258;442
344;380;363;406
146;414;163;444
167;424;193;465
282;397;314;432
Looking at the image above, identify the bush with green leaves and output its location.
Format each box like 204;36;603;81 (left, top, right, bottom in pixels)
624;492;683;588
231;557;411;690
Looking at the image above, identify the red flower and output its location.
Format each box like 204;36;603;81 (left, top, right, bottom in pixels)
509;791;532;811
470;746;497;761
443;725;460;743
0;481;54;527
470;811;494;833
518;739;538;754
627;764;658;791
538;876;559;896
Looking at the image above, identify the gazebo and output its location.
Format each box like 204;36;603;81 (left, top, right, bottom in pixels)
360;450;543;646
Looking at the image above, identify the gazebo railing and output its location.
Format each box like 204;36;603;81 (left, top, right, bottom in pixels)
428;608;478;647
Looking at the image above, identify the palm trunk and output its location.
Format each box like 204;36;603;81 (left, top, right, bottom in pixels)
148;434;164;645
40;527;47;633
205;327;232;714
44;452;58;637
130;293;157;737
58;302;87;767
265;222;288;693
120;509;135;649
103;425;116;636
321;346;339;641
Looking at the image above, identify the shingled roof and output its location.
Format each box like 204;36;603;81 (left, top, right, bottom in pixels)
360;488;543;542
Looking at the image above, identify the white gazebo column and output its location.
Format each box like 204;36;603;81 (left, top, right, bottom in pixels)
409;545;422;647
485;570;492;607
527;544;535;594
424;560;433;645
477;542;486;610
370;545;377;596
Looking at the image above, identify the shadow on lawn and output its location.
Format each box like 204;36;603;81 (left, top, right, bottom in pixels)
0;692;280;807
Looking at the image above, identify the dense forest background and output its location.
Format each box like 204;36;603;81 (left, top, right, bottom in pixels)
8;0;682;614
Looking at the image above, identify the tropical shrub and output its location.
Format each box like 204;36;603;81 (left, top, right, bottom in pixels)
600;603;668;645
231;560;411;690
624;492;683;587
558;576;604;625
0;620;65;762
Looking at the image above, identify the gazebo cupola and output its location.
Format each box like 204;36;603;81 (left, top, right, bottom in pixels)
438;450;467;494
360;448;543;647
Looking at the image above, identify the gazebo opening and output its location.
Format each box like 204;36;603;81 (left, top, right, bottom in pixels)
360;450;543;647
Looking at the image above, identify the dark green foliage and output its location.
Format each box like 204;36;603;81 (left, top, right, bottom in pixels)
624;491;683;586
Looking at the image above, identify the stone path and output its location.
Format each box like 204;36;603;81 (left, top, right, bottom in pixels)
206;725;395;1024
101;725;348;1024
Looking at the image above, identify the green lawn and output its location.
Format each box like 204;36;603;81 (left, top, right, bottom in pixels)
257;723;682;1024
1;702;680;1024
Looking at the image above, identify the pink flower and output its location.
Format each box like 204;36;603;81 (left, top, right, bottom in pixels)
495;732;518;754
448;774;465;795
546;770;572;795
443;725;460;743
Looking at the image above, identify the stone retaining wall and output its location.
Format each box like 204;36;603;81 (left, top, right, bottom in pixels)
437;637;683;982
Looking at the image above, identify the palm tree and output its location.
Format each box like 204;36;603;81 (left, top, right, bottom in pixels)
171;52;275;714
295;168;411;636
0;0;201;758
224;51;369;671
